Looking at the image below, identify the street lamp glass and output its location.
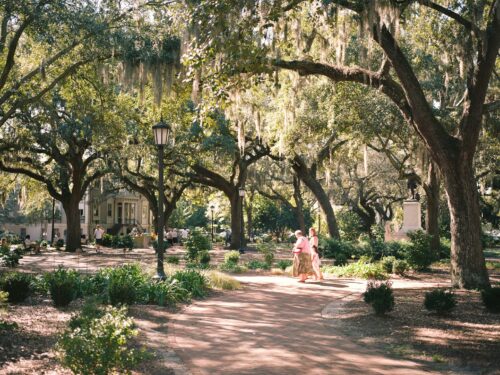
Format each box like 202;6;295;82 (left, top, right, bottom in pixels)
152;119;171;145
238;188;245;197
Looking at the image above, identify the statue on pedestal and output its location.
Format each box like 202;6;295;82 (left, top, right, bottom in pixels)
407;175;420;201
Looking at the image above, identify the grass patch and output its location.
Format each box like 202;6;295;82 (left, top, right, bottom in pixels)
205;271;241;290
485;261;500;270
484;248;500;259
322;260;389;280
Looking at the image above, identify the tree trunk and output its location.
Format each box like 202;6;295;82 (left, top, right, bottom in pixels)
293;207;306;234
62;198;81;252
292;176;306;234
245;197;253;241
229;191;244;249
424;161;440;257
442;160;489;289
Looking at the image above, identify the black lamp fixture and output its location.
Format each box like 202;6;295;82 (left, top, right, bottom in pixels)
152;118;171;279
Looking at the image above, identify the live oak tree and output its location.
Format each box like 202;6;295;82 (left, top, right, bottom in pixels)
185;0;499;289
0;73;125;251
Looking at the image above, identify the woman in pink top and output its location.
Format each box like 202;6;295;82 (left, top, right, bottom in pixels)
292;230;313;282
309;228;323;280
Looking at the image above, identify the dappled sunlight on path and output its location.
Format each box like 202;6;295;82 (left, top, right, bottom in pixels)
169;276;445;375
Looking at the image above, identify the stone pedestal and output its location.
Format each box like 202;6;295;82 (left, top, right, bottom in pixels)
385;200;422;241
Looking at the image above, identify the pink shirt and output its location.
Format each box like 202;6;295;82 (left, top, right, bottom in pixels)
293;236;310;254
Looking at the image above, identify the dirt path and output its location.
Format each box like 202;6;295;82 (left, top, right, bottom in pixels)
169;276;451;375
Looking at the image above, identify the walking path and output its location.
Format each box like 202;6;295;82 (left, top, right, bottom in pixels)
169;275;447;375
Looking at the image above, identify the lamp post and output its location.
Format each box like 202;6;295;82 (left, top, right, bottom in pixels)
238;188;245;254
51;198;56;245
152;119;171;280
210;205;215;242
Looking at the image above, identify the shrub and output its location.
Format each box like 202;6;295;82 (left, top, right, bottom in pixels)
424;289;456;315
206;271;241;290
112;235;134;250
392;259;409;276
384;241;408;259
224;250;240;265
246;260;271;270
46;267;80;307
101;234;113;247
439;238;451;259
320;237;355;260
185;230;211;262
1;247;22;267
405;230;435;271
1;272;32;303
381;256;397;273
363;281;394;315
276;259;293;271
368;240;387;261
219;262;246;273
58;305;145;374
337;209;363;241
481;287;500;313
146;279;190;306
172;269;209;298
106;264;148;306
334;253;348;266
166;256;180;265
197;250;211;266
322;261;388;280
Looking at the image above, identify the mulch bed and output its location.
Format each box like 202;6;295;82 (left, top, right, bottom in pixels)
333;287;500;374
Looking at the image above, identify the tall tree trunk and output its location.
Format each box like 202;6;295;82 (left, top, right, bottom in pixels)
424;161;440;257
442;160;489;289
62;197;81;252
292;176;306;233
229;191;244;249
292;158;340;239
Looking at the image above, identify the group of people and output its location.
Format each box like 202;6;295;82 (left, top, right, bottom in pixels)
292;228;323;282
165;228;189;245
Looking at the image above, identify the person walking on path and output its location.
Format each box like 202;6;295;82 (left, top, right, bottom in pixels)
94;225;104;253
292;230;313;282
309;227;323;280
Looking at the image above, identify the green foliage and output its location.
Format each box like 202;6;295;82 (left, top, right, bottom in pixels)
384;241;410;259
145;279;190;306
319;237;355;260
46;267;80;307
481;287;500;313
184;230;211;263
166;256;180;264
0;272;32;303
172;269;209;298
224;250;240;265
219;262;246;273
276;259;293;271
334;253;348;266
112;235;134;250
363;281;395;315
0;245;22;267
101;234;113;247
392;259;409;276
257;244;275;265
439;238;451;259
322;261;388;280
424;289;456;315
197;250;211;266
381;256;397;273
55;239;65;249
106;264;148;306
337;209;363;241
58;305;145;375
246;260;271;270
185;206;209;228
405;230;436;271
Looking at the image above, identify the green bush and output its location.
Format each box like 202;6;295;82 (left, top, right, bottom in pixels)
439;238;451;259
337;209;363;241
106;264;148;306
381;256;397;273
112;235;134;250
384;241;409;259
1;272;32;303
46;267;80;307
58;305;145;375
55;238;65;249
424;289;456;315
276;259;292;271
197;250;211;266
246;260;271;270
320;237;355;260
185;230;211;263
322;260;388;280
405;230;435;271
224;250;240;265
392;259;409;276
1;246;22;267
101;234;113;247
146;279;190;306
481;287;500;313
334;253;348;266
166;256;180;264
172;269;208;298
363;281;394;315
219;262;246;273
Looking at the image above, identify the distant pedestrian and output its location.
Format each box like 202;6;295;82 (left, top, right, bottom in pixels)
309;228;323;281
292;230;313;283
94;225;104;253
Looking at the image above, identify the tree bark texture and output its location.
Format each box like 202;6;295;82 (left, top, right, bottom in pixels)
62;198;81;252
423;161;441;257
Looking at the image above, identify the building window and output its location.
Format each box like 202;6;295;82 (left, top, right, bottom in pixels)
107;203;112;217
